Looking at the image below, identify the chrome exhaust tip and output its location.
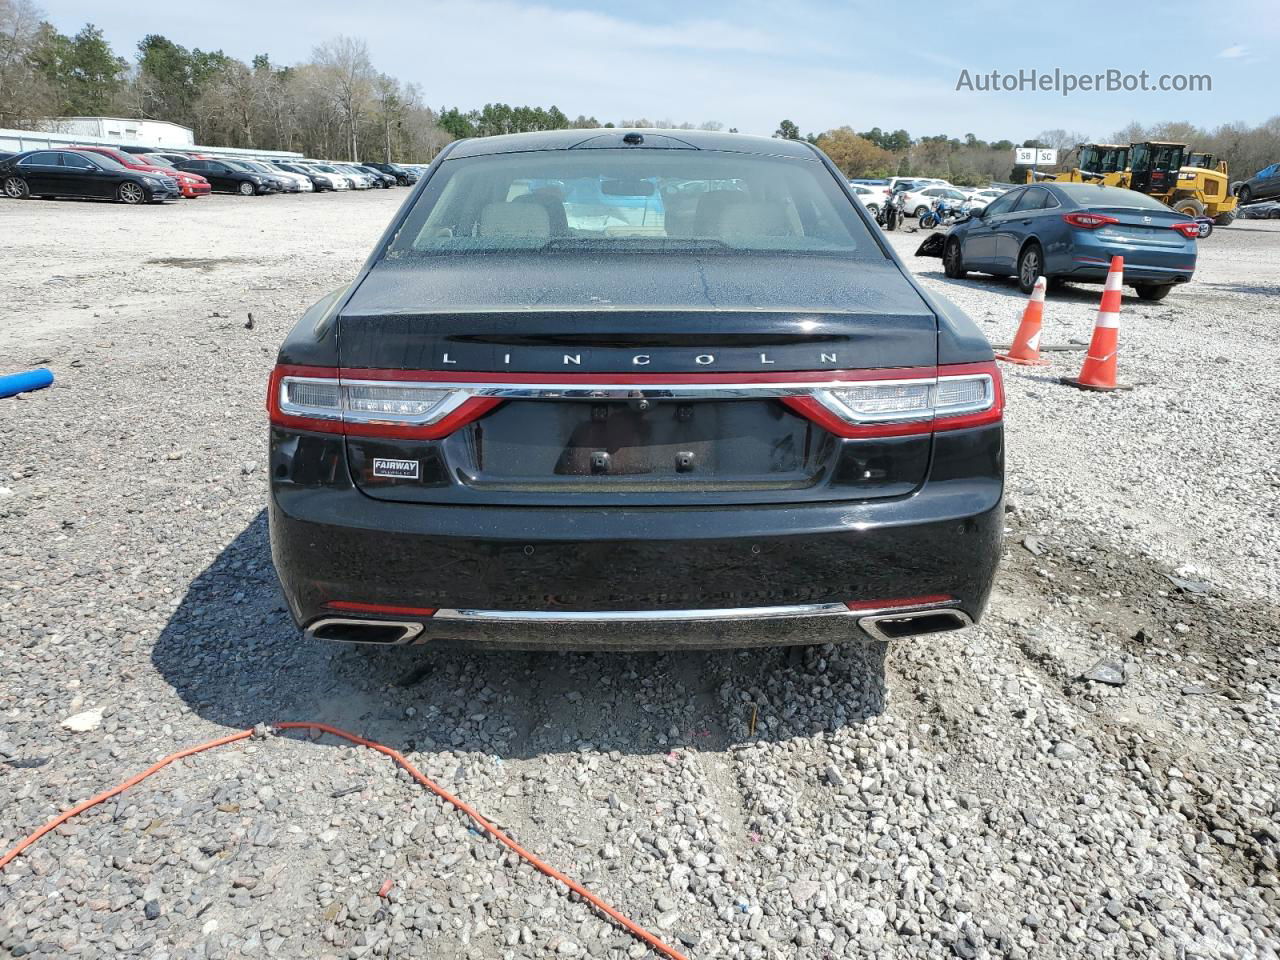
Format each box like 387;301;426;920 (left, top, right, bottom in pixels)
857;607;973;642
305;617;425;645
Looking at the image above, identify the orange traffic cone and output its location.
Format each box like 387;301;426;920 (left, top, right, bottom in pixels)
1062;256;1131;392
997;276;1050;366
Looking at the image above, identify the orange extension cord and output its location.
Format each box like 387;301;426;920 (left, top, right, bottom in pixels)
0;722;691;960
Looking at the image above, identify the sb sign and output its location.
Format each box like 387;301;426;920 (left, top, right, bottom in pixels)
1015;147;1058;165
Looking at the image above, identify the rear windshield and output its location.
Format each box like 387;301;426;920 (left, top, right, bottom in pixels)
1061;185;1176;211
386;149;875;258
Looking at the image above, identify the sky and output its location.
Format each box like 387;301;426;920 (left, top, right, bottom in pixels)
44;0;1279;142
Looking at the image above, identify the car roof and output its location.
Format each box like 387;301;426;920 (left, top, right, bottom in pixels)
446;128;820;160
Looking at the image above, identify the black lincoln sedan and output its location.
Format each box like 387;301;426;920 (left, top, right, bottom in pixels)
1;149;180;203
268;129;1004;651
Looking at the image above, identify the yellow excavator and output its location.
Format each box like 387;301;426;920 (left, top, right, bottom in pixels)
1027;141;1237;226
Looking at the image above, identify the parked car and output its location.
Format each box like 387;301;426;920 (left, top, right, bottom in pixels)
846;182;881;214
886;176;948;194
356;164;397;188
241;159;312;192
275;161;345;191
172;158;277;195
965;188;1006;208
929;181;1198;300
1;149;179;203
149;152;196;167
267;129;1004;652
69;145;210;199
310;162;367;189
900;185;970;219
222;159;290;193
1234;162;1280;205
1236;200;1280;219
333;163;374;189
365;162;417;185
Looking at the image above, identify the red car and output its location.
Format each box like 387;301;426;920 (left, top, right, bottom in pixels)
68;146;211;199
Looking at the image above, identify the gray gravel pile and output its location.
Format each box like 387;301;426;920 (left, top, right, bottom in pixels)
1;195;1277;959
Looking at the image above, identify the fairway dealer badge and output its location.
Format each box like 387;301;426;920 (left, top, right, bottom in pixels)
372;458;420;480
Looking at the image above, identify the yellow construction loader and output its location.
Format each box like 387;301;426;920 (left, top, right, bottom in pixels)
1027;141;1237;225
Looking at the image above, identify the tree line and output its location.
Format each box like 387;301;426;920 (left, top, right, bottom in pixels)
777;118;1280;187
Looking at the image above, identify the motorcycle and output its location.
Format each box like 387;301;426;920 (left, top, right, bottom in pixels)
918;197;970;230
876;189;905;231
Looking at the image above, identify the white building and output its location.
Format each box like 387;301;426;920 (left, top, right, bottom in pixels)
38;117;196;147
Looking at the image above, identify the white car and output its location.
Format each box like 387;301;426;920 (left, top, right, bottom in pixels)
310;162;368;189
966;188;1006;208
255;161;316;192
900;185;970;219
846;182;883;214
240;159;312;192
886;176;950;194
279;161;348;191
335;164;375;189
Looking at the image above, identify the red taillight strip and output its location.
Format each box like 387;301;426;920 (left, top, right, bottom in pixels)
324;601;438;617
1063;212;1119;229
844;594;956;612
267;362;1002;441
780;396;933;438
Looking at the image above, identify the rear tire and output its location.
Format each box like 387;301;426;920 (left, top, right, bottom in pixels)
3;176;30;199
1213;210;1236;226
1135;284;1173;302
238;181;256;196
1016;242;1044;295
913;205;928;219
943;237;966;278
1237;185;1252;204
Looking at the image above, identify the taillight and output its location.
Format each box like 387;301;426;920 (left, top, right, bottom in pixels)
1170;221;1201;239
1062;212;1119;229
268;363;1004;442
781;362;1003;438
267;365;500;439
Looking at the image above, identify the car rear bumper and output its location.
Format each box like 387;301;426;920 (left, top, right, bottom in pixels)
1059;235;1196;285
268;427;1003;650
1061;259;1194;284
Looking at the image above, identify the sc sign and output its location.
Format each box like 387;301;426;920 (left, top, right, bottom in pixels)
1015;148;1058;165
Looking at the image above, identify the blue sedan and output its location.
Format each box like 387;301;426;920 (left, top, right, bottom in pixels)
933;182;1199;301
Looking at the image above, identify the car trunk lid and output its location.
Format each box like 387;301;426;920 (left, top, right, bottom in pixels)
335;254;939;506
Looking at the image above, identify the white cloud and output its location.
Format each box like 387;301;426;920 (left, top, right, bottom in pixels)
1217;44;1249;58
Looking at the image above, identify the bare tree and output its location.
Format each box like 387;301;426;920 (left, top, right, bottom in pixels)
0;0;54;127
312;36;372;161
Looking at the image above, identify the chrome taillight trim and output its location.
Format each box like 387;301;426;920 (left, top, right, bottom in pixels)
270;363;1002;437
433;602;853;623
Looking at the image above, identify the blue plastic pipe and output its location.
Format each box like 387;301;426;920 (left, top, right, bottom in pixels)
0;368;54;399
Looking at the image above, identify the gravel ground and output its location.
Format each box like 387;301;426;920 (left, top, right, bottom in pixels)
1;192;1277;960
